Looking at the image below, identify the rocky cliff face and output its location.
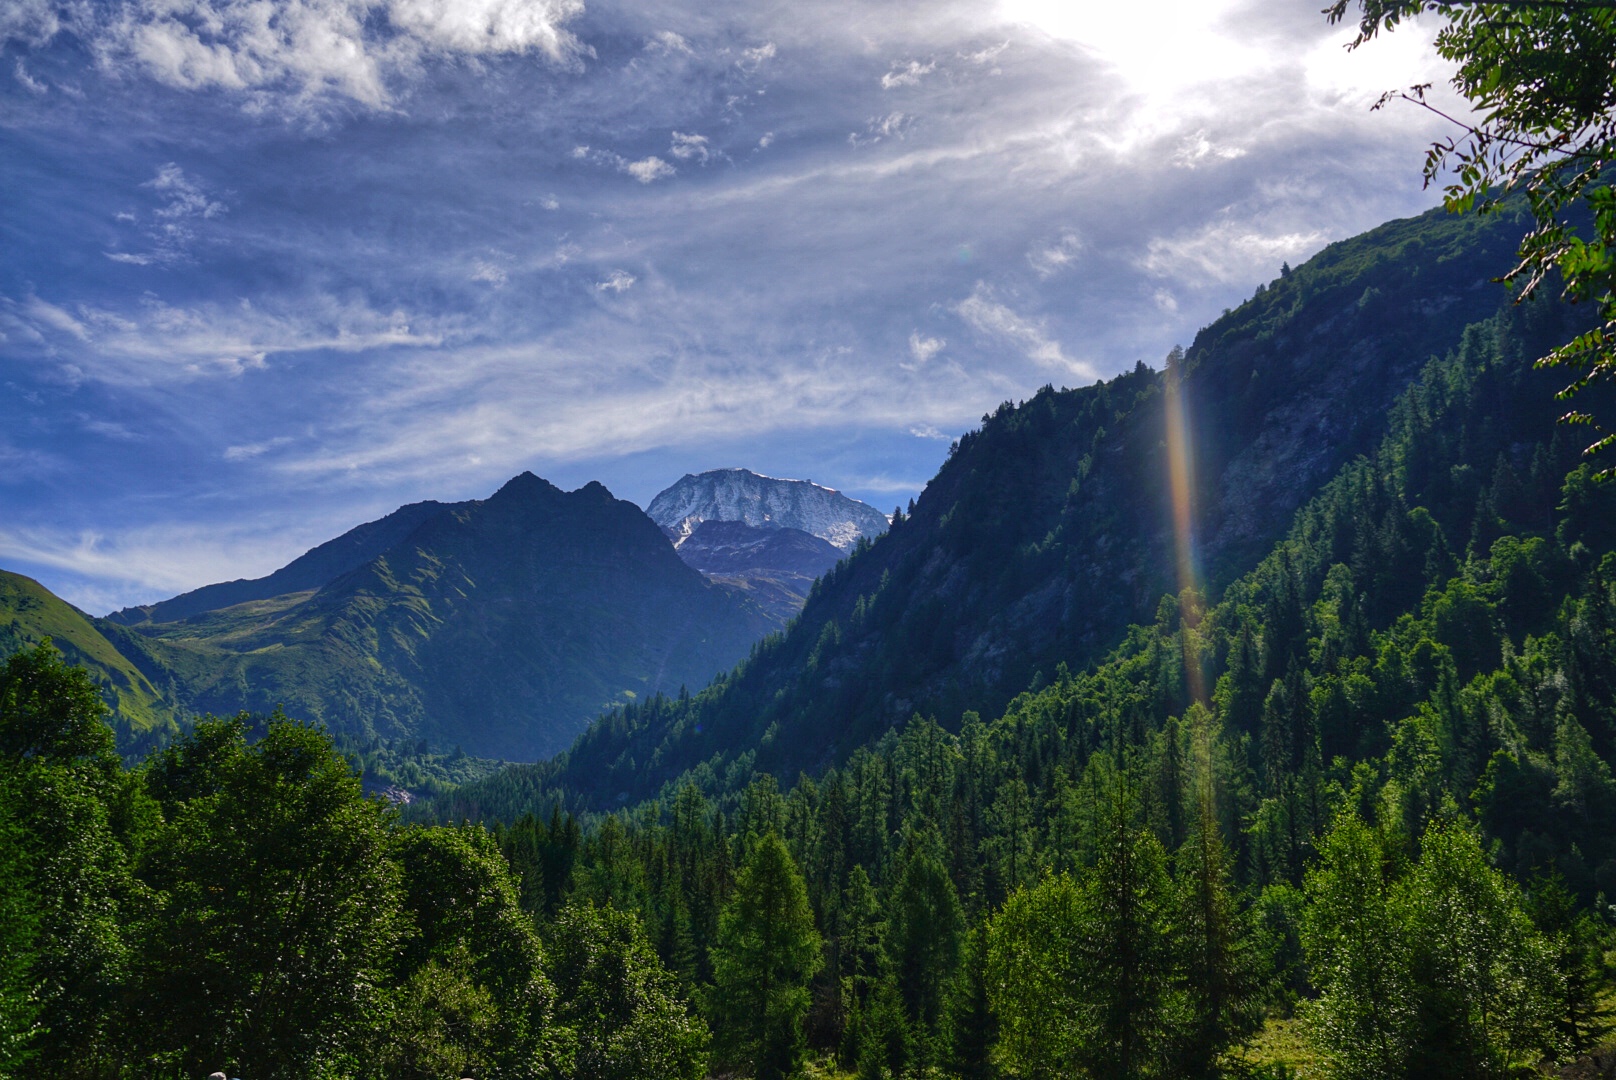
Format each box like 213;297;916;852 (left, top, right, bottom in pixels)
673;520;842;579
647;469;888;551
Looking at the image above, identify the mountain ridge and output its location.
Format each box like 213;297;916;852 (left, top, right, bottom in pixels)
106;498;460;627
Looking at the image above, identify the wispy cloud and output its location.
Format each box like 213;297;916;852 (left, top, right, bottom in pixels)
669;131;711;163
955;284;1094;379
595;269;635;292
882;59;934;89
224;436;294;460
1142;220;1327;287
7;290;445;382
1027;230;1083;278
738;42;776;72
104;163;227;265
573;145;677;183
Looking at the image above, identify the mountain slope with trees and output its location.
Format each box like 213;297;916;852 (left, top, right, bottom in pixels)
430;295;1616;1079
443;199;1565;814
105;498;460;628
0;570;180;752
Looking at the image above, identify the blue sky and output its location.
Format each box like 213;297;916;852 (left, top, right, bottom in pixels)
0;0;1459;614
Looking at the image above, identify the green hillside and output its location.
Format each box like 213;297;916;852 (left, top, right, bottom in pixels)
0;570;178;746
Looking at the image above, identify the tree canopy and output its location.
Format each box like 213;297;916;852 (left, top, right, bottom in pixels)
1327;0;1616;467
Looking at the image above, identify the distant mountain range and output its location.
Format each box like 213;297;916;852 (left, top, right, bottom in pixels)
0;469;884;763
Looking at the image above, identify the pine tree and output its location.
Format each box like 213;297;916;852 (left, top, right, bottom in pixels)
887;845;963;1062
710;832;822;1080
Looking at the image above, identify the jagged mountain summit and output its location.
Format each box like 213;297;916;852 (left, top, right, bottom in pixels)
647;468;889;551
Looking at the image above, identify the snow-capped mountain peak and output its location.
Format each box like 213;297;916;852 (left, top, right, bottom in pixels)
646;467;888;551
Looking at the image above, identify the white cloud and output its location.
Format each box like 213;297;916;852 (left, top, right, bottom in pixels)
13;59;46;93
1174;129;1246;169
647;30;692;55
104;163;227;265
0;0;59;47
595;269;635;292
1142;220;1327;287
758;131;774;148
960;41;1009;65
625;156;675;183
575;146;677;183
15;0;588;114
669;131;711;163
1027;230;1083;277
909;423;950;441
849;111;912;147
471;261;508;285
738;41;776;72
23;297;90;341
148;163;225;219
9;289;445;383
224;435;294;460
907;331;945;367
881;59;935;89
955;283;1094;378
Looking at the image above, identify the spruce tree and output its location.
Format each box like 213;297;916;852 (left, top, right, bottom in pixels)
710;832;822;1080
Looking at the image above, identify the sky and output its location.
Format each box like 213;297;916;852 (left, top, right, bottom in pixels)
0;0;1462;615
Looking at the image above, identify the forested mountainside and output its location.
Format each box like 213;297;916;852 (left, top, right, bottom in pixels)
438;200;1561;815
0;570;179;745
0;475;777;762
135;474;776;761
418;295;1616;1079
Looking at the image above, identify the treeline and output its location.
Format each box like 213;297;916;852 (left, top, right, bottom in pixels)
0;642;706;1080
457;307;1616;1077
